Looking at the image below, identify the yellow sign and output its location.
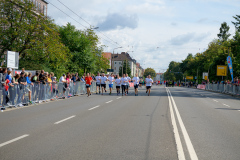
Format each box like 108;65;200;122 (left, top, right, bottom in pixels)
186;76;193;80
217;65;227;76
204;76;208;80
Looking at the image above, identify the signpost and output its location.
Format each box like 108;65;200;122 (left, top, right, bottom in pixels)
202;72;208;80
216;65;227;76
7;51;19;69
186;76;193;80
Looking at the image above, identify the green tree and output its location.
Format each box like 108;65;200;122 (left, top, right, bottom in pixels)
217;22;231;42
232;15;240;32
144;68;156;78
119;60;131;77
58;23;109;75
0;0;70;78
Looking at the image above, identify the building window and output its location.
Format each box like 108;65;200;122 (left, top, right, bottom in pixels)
39;3;41;12
43;5;45;15
115;62;116;64
119;62;121;64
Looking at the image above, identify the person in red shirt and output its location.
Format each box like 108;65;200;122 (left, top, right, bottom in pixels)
85;73;93;97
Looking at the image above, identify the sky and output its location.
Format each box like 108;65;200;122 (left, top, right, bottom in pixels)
47;0;240;73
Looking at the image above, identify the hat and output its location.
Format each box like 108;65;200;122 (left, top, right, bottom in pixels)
7;68;12;71
63;74;66;76
53;77;56;79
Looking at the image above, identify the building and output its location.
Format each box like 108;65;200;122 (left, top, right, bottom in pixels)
32;0;48;16
112;52;139;77
136;62;144;77
102;52;112;67
154;73;164;81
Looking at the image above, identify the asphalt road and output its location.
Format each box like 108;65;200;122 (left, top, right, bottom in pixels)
0;86;240;160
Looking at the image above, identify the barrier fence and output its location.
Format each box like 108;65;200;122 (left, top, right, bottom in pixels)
0;81;116;109
202;84;240;96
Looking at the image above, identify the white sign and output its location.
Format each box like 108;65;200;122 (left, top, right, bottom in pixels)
7;51;19;69
202;72;208;80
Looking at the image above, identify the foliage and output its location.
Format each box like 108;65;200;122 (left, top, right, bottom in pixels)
0;0;70;78
232;15;240;32
217;22;231;42
58;23;110;75
143;68;156;78
164;33;240;83
119;60;131;77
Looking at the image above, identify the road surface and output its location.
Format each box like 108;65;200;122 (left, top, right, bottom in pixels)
1;86;240;160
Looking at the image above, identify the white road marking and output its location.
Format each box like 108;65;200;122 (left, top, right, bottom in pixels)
213;99;219;102
54;115;76;124
117;97;122;99
167;89;186;160
88;105;100;111
167;88;199;160
106;100;113;104
222;104;230;107
238;110;240;112
0;134;29;148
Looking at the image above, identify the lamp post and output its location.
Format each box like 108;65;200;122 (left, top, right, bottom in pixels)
112;46;122;74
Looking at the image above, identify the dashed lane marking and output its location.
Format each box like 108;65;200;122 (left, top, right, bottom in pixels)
106;100;113;104
0;134;29;148
222;104;230;107
88;105;100;111
54;115;76;124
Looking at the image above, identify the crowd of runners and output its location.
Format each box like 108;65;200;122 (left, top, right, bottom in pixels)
83;73;154;97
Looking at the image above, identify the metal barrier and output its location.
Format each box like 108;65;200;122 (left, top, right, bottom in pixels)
1;81;118;109
205;83;240;96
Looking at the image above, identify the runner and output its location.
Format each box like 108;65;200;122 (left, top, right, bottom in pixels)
121;74;128;96
108;73;115;95
132;73;140;96
146;75;153;96
85;73;93;97
139;78;143;88
126;74;131;95
95;73;101;94
100;73;108;95
115;75;121;95
145;75;149;93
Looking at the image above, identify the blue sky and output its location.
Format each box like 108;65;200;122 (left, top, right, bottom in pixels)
48;0;240;72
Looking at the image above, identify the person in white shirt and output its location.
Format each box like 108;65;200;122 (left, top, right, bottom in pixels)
132;73;140;96
95;73;101;94
145;75;149;93
100;73;108;95
59;74;67;98
108;73;115;95
126;74;131;94
121;74;128;96
146;75;153;96
115;75;121;95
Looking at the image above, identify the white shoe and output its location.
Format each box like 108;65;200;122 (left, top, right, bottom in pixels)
18;104;23;107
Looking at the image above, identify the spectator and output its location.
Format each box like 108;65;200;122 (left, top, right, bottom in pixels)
31;72;39;83
21;68;25;74
12;74;20;84
39;70;44;80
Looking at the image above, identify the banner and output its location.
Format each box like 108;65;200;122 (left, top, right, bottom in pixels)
227;56;233;82
7;51;19;69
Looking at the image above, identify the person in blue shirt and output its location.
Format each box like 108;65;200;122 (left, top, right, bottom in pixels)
24;72;33;104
